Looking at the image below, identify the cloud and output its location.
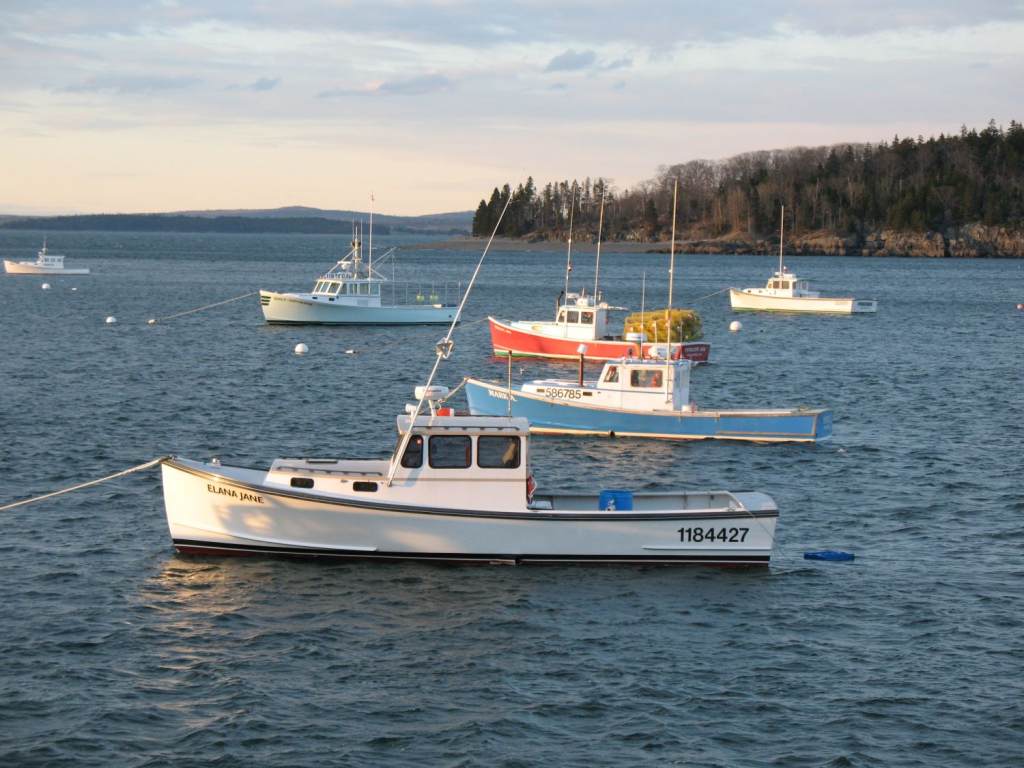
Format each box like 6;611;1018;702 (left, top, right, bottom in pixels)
319;73;452;98
378;73;452;95
63;74;201;94
231;77;279;92
545;49;597;72
603;57;633;71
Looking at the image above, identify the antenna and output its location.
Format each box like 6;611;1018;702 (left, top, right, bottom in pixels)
593;187;606;300
779;204;785;275
385;194;513;487
665;178;678;344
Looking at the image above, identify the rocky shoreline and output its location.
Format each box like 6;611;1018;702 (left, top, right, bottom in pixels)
417;224;1024;258
647;224;1024;259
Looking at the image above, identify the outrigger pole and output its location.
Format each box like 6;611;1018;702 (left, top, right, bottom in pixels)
385;194;513;487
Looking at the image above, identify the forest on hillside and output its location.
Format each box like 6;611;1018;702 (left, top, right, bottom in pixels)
471;121;1024;246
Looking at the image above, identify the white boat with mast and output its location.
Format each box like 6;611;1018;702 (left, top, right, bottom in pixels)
260;197;461;325
3;239;90;275
729;206;877;314
161;199;779;566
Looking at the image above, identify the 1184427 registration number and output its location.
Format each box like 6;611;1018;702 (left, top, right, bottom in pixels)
678;527;749;543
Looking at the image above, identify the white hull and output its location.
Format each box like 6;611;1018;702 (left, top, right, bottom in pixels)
4;259;90;275
161;458;778;566
729;289;876;314
260;290;456;325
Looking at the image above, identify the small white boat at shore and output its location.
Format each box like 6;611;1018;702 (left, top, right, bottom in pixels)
260;230;459;325
3;239;90;276
729;206;876;314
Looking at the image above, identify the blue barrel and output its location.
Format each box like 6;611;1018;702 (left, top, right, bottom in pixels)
598;489;633;511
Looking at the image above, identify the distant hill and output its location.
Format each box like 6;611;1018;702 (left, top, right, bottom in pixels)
0;206;474;235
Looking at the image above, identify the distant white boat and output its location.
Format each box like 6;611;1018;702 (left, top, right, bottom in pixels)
260;231;460;325
729;206;876;314
3;239;90;275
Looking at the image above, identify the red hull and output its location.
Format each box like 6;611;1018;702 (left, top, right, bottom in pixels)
489;317;710;363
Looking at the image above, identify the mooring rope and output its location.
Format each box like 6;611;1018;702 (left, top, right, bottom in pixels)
149;291;258;324
0;456;172;512
688;286;730;303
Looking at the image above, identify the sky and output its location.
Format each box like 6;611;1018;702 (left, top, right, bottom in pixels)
1;1;1022;216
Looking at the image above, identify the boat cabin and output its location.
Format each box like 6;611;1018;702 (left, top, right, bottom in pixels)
551;292;611;340
523;358;693;413
751;268;820;298
35;242;65;269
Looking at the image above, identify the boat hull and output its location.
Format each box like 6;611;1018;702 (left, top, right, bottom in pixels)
729;289;876;314
464;378;831;442
489;317;710;363
3;260;90;275
260;290;457;324
161;458;776;565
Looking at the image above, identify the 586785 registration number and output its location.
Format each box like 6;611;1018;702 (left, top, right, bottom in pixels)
678;527;749;543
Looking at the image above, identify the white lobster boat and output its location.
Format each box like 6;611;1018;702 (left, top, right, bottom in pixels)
162;207;780;566
3;239;90;275
160;407;778;565
729;206;876;314
260;232;459;325
729;267;877;314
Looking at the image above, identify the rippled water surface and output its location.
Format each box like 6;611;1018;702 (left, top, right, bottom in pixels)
1;231;1022;766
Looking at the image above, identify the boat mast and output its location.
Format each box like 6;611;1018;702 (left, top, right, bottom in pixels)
665;178;679;342
385;195;513;487
563;183;577;312
778;204;785;275
593;187;606;301
369;192;374;274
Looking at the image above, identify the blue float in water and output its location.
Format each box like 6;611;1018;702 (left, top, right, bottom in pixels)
804;550;855;562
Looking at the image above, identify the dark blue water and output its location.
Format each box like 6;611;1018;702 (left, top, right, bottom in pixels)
1;230;1022;766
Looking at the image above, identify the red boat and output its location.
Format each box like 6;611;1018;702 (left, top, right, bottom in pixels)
489;291;710;363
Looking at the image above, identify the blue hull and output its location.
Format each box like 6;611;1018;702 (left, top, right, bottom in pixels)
464;380;831;442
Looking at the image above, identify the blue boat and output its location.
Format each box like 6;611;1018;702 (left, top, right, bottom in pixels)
464;358;831;443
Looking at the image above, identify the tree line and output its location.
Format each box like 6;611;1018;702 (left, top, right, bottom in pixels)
471;120;1024;240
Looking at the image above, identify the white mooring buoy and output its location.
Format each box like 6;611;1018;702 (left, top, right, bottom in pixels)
41;283;51;290
729;320;742;332
147;319;157;325
105;316;117;325
294;343;308;356
344;349;355;355
71;287;78;292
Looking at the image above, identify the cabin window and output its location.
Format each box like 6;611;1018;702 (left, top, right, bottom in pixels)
630;369;663;388
581;311;594;325
290;477;314;489
558;311;566;323
314;281;323;292
429;435;472;468
353;481;378;492
477;436;520;469
604;366;619;383
566;310;580;324
400;435;424;468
